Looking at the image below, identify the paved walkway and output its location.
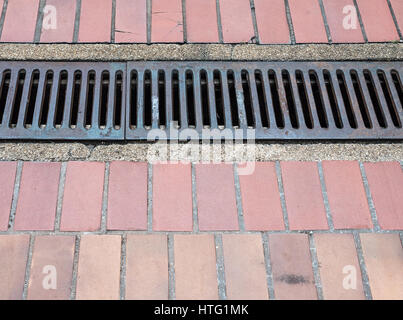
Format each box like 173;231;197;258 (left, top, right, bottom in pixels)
0;0;402;44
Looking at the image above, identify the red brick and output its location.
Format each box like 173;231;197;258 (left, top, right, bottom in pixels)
153;163;192;231
60;162;105;232
151;0;183;43
219;0;255;43
322;0;364;43
14;162;61;231
27;236;75;300
280;162;328;230
0;0;39;42
390;0;403;30
254;0;290;44
360;233;403;299
269;233;317;300
115;0;147;43
364;162;403;230
126;235;168;300
0;235;30;300
238;162;284;231
174;234;218;299
76;235;121;300
78;0;112;42
322;161;372;229
288;0;328;43
223;234;268;300
40;0;76;42
356;0;399;42
196;163;238;231
107;162;148;230
314;234;365;300
0;162;16;231
186;0;219;43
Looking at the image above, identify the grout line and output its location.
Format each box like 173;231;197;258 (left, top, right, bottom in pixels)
0;0;8;39
359;162;380;231
70;234;81;300
275;161;290;231
34;0;46;43
101;162;110;233
284;0;296;44
262;233;275;300
249;0;260;44
352;0;368;43
73;0;82;43
317;162;334;231
147;162;153;232
181;0;187;43
308;233;324;300
111;0;116;43
54;162;67;232
233;163;246;232
386;0;403;40
318;0;332;44
400;232;403;249
191;163;199;233
8;161;23;232
119;233;127;300
215;233;227;300
353;232;372;300
215;0;223;43
167;234;176;300
147;0;152;43
22;234;35;300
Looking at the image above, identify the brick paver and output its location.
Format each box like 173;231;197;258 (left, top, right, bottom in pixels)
0;162;16;231
186;0;219;43
115;0;147;43
27;236;75;300
390;0;403;31
151;0;183;43
78;0;112;42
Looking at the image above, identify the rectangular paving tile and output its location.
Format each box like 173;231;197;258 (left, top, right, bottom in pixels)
238;162;284;231
126;235;168;300
314;234;365;300
115;0;147;43
27;236;75;300
14;162;61;231
0;0;39;42
60;162;105;232
222;234;268;300
40;0;76;42
288;0;328;43
0;162;16;231
269;233;317;300
390;0;403;31
219;0;255;43
186;0;219;43
151;0;183;42
254;0;290;44
76;235;121;300
174;234;218;299
322;161;372;229
322;0;364;43
153;163;192;231
196;163;239;231
107;162;148;230
364;162;403;230
78;0;112;42
280;162;328;230
0;235;30;300
360;233;403;300
356;0;399;41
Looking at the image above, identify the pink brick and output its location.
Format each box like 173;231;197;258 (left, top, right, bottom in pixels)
151;0;183;43
78;0;112;42
196;163;239;231
0;0;39;42
364;162;403;230
153;163;192;231
269;234;317;300
0;235;30;300
288;0;328;43
322;0;364;43
0;162;16;231
219;0;255;43
14;162;61;231
125;235;168;300
254;0;290;44
28;236;75;300
356;0;399;42
115;0;147;43
281;162;328;230
238;162;284;231
186;0;219;43
322;161;372;229
390;0;403;30
40;0;76;42
107;162;148;231
60;162;105;231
